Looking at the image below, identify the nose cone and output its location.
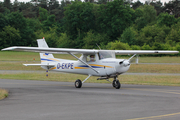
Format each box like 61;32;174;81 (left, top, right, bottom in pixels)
116;60;130;74
119;60;130;67
123;60;130;67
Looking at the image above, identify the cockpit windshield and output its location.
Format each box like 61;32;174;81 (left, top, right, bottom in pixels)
98;50;115;60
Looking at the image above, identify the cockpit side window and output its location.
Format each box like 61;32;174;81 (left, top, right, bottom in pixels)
98;51;115;60
87;54;96;62
98;53;104;60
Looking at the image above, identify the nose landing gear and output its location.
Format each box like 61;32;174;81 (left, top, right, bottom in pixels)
112;77;121;89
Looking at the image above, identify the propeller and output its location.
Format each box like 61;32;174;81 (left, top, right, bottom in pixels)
119;54;137;67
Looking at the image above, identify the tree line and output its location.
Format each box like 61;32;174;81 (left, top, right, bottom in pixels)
0;0;180;55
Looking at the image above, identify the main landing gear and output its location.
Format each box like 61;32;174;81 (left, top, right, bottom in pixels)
74;75;121;89
75;75;91;88
75;79;82;88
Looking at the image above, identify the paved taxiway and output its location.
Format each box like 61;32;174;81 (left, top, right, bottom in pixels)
0;79;180;120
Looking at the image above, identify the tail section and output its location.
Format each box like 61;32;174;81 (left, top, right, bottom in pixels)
37;39;54;60
22;39;56;69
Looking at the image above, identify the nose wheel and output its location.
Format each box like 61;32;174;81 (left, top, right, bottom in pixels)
112;79;121;89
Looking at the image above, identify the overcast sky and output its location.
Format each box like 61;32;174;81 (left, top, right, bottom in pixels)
0;0;172;4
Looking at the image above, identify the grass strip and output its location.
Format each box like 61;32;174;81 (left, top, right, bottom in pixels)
128;64;180;73
0;73;180;86
0;89;8;100
0;62;180;73
1;51;180;63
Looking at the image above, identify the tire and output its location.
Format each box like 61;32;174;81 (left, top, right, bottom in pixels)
112;80;121;89
112;80;116;87
75;79;82;88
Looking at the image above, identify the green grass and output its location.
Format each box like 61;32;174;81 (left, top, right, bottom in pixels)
1;51;180;63
120;75;180;86
129;64;180;73
0;89;8;100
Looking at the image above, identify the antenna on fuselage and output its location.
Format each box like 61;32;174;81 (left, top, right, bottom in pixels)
96;43;101;50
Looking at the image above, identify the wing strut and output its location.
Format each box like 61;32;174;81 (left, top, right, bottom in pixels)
68;52;99;74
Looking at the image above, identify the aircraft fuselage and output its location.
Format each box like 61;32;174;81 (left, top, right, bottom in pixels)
42;58;130;77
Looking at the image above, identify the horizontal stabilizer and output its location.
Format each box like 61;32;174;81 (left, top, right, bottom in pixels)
23;64;55;67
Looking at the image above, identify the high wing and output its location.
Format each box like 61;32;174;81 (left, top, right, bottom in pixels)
1;46;179;55
1;46;98;54
115;50;179;55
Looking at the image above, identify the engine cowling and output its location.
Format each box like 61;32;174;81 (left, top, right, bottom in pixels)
119;60;130;67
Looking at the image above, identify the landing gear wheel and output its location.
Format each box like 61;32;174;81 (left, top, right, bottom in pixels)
75;79;82;88
112;79;121;89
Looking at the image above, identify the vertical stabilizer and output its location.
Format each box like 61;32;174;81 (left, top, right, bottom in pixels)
37;39;54;59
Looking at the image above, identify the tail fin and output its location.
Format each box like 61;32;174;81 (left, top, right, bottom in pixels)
37;39;54;60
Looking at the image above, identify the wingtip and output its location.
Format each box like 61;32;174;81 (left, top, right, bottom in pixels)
1;47;16;51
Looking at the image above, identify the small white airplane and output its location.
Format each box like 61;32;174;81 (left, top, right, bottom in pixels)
2;39;179;89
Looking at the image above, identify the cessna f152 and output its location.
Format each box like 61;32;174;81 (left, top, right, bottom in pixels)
2;39;179;89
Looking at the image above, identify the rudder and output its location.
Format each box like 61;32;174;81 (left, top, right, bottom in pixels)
37;39;54;59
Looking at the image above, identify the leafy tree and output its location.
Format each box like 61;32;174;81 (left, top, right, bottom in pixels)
132;0;143;10
64;1;95;46
163;0;180;18
134;8;143;18
0;25;21;49
106;41;131;50
18;2;38;18
137;25;168;46
56;33;73;48
176;43;180;56
26;18;41;32
134;17;148;30
131;45;141;50
119;27;138;46
20;2;38;18
154;30;166;43
141;43;152;50
42;14;56;32
139;5;157;24
49;0;59;11
97;0;134;40
4;0;12;10
39;7;48;22
7;12;36;46
152;42;164;50
38;0;49;10
150;0;163;16
166;29;180;43
0;1;10;14
82;30;110;49
0;13;9;32
157;12;177;27
97;0;108;4
13;0;20;12
171;21;180;32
